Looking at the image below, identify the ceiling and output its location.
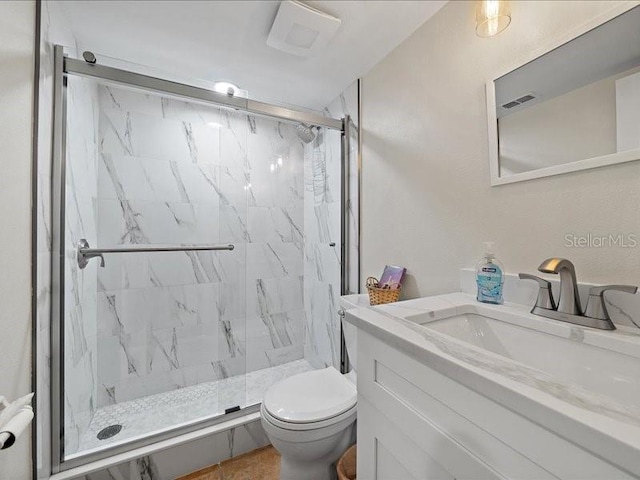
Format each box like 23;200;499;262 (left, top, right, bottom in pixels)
56;0;446;111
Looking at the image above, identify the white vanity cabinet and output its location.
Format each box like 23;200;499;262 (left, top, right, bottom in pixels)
355;329;636;480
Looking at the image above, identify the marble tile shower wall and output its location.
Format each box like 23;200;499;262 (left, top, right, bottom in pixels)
36;9;55;475
64;75;101;454
303;81;359;369
94;84;306;409
37;2;84;471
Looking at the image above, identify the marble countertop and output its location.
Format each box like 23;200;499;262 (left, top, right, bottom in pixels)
341;292;640;477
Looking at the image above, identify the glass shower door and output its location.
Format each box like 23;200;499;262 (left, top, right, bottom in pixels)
55;52;347;471
61;75;248;460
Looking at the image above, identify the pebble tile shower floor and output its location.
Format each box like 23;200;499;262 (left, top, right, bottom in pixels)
74;360;315;455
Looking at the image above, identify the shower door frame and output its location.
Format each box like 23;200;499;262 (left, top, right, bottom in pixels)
50;45;352;473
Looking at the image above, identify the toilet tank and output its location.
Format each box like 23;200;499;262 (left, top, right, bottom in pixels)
341;312;358;373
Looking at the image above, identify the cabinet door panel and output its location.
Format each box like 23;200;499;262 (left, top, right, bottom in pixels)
359;396;500;480
357;330;635;480
376;442;422;480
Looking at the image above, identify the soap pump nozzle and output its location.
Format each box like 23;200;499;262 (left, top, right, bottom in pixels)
483;241;495;260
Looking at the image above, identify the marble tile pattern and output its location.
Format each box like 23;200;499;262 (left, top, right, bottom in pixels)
303;81;360;370
324;82;360;296
91;84;308;428
75;360;313;455
39;44;356;466
63;74;101;455
36;5;55;477
36;2;86;474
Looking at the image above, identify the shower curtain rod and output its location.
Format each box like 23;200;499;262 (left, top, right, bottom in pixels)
62;53;344;131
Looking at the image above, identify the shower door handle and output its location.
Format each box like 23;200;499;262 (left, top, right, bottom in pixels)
77;239;235;269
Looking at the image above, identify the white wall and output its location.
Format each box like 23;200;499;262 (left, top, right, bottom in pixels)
617;70;640;152
499;65;640;176
362;1;640;299
0;1;35;479
499;75;617;175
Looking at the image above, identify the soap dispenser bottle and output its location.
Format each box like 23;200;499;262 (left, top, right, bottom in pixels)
476;242;504;305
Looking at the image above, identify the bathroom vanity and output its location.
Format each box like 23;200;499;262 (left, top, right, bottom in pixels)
342;293;640;479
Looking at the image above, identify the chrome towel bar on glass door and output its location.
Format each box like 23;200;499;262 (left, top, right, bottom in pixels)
77;238;235;269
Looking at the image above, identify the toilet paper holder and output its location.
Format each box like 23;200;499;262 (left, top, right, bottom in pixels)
0;393;34;450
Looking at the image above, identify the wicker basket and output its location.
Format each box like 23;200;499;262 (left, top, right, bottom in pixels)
366;277;401;306
337;444;357;480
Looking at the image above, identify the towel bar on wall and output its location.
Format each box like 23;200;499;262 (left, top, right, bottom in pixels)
77;238;235;269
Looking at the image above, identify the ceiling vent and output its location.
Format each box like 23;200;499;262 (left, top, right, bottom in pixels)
516;94;535;103
502;101;520;109
267;1;341;57
501;92;537;109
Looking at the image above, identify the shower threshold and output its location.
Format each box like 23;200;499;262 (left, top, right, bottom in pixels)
71;359;315;457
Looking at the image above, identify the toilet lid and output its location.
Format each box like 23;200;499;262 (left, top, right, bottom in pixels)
263;367;357;424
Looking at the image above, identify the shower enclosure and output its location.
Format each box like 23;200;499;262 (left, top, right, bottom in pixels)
50;46;353;472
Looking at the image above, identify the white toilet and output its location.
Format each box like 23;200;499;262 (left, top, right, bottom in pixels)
261;318;358;480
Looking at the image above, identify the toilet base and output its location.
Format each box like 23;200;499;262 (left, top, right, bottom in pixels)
276;424;356;480
280;458;337;480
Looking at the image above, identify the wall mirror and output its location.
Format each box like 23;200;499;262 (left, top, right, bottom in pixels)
487;5;640;186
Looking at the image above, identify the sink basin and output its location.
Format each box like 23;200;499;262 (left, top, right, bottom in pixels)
420;313;640;409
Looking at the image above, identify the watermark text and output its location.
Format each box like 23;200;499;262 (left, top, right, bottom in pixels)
564;233;637;248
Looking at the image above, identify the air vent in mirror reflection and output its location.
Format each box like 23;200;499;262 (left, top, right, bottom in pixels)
502;92;537;110
502;101;520;109
516;94;535;103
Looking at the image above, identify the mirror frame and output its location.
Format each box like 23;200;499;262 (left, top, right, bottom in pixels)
486;2;640;186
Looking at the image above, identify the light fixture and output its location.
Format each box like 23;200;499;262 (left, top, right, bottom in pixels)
213;81;240;96
270;155;285;173
476;0;511;38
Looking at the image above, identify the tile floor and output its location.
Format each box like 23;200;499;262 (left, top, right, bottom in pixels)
73;360;315;456
178;445;280;480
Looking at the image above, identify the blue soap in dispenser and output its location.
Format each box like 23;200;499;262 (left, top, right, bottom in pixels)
476;242;504;305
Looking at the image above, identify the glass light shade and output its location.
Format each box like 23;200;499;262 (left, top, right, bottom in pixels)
476;0;511;38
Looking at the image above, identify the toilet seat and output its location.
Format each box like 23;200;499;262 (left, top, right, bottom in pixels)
261;402;357;434
262;367;357;429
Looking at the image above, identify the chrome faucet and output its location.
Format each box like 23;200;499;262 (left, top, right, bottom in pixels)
519;258;637;330
537;258;581;315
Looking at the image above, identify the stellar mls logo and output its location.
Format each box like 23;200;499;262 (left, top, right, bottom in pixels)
564;233;638;248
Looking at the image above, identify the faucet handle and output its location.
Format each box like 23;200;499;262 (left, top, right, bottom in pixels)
519;273;556;311
584;285;638;321
588;285;637;296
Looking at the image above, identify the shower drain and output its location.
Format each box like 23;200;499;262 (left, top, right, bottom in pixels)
97;424;122;440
